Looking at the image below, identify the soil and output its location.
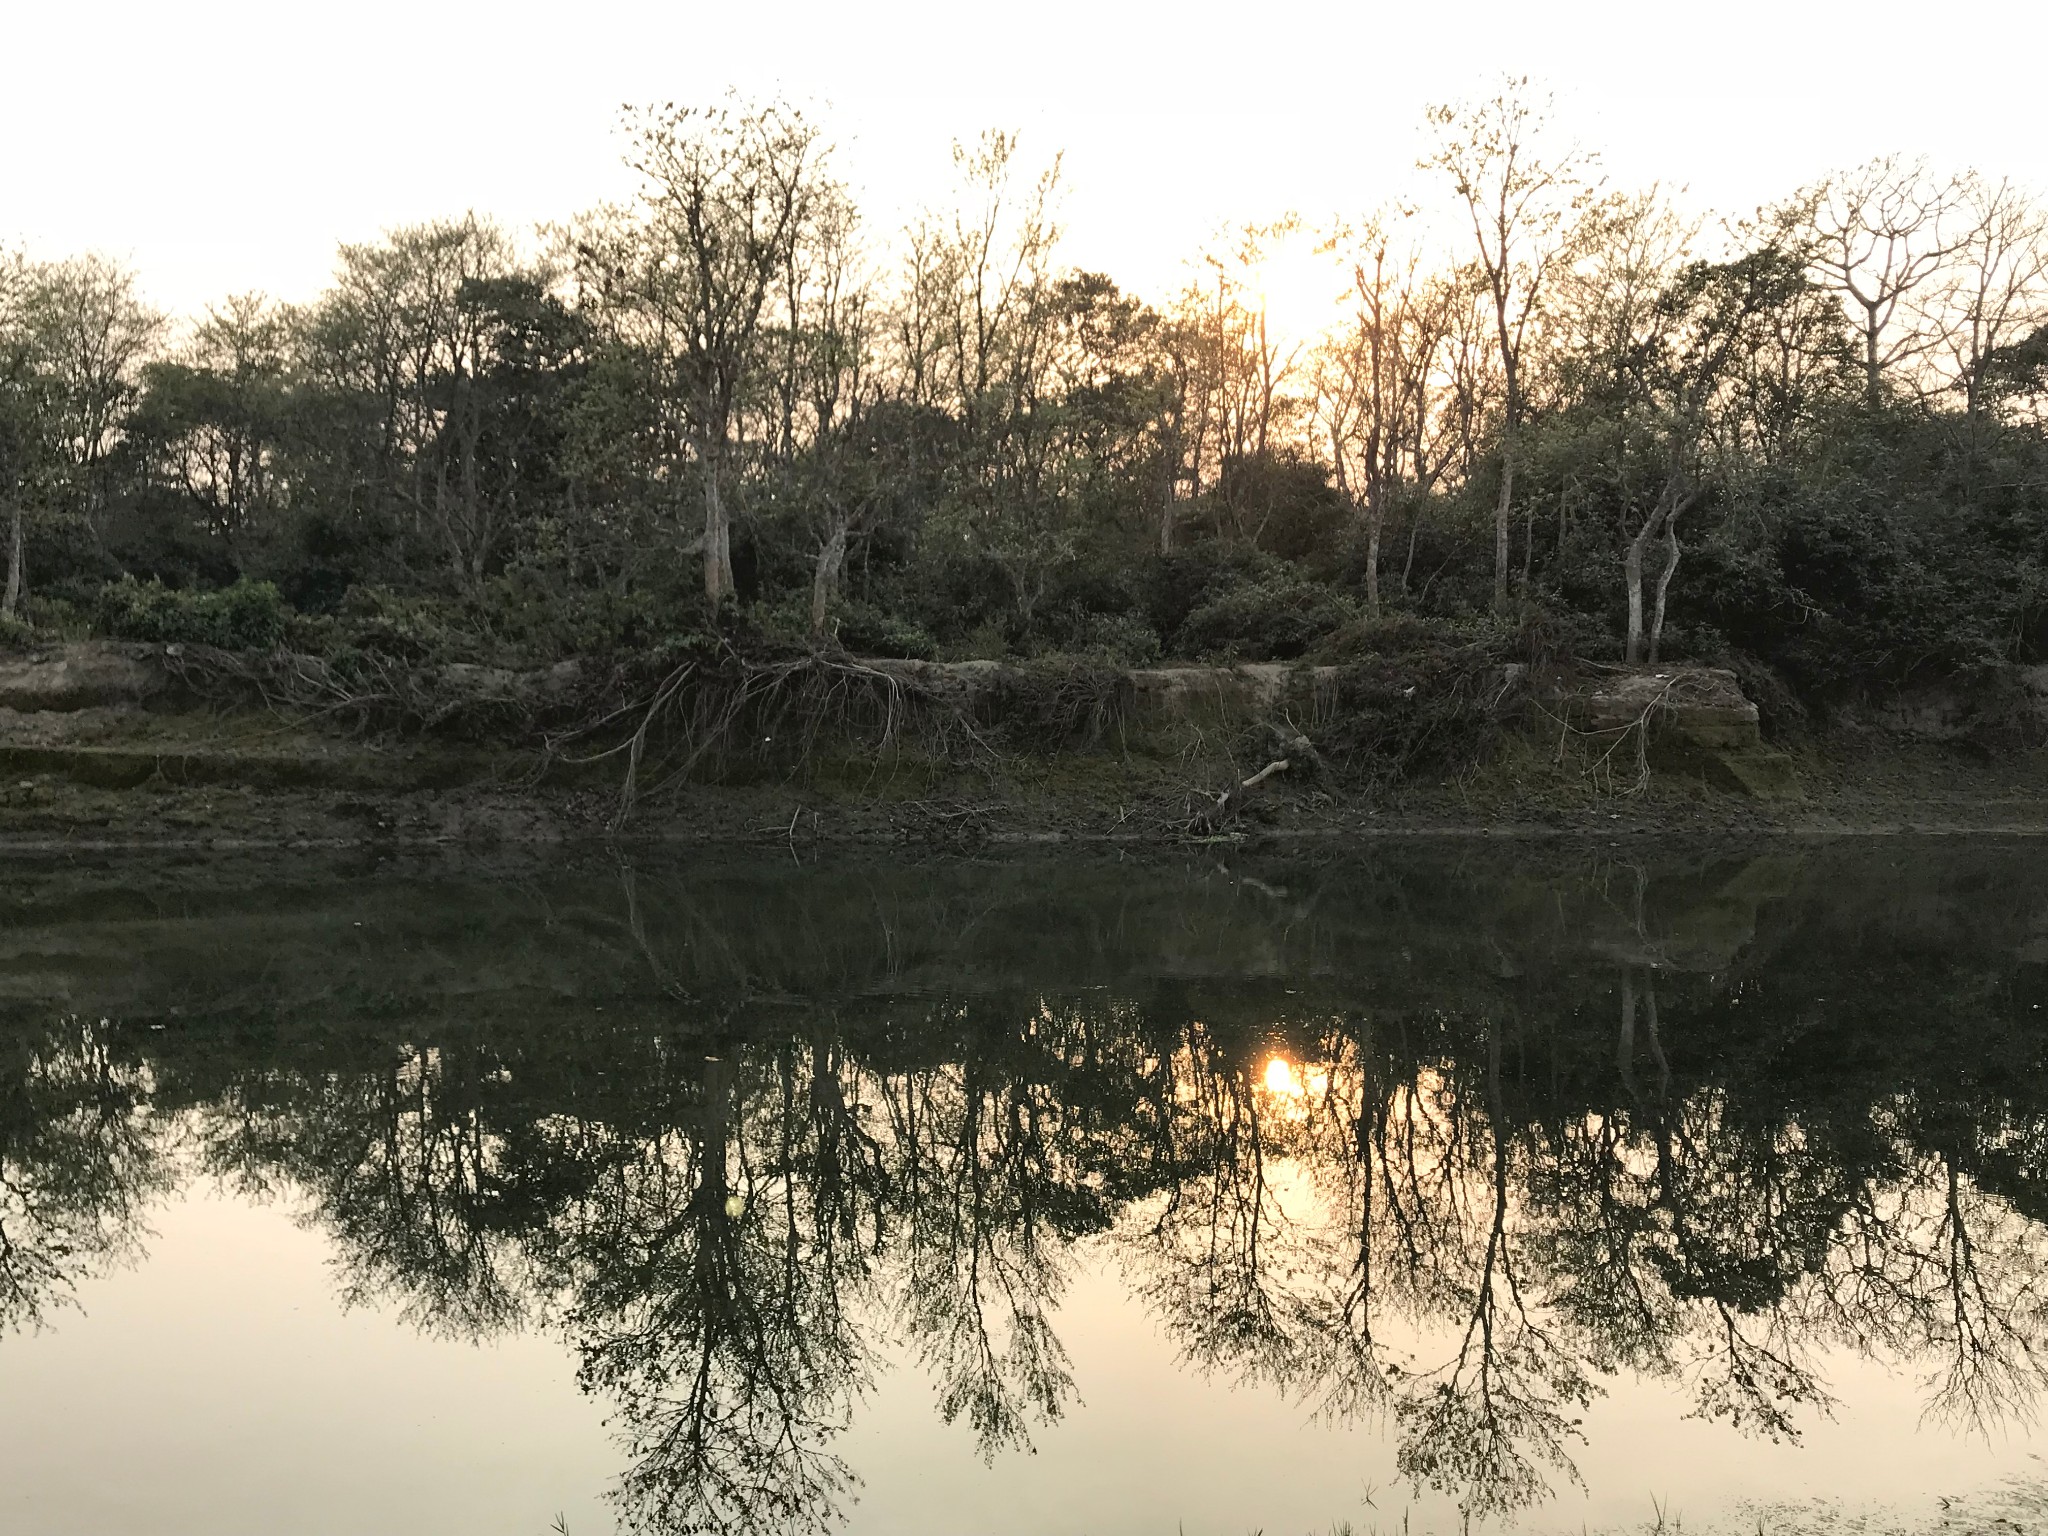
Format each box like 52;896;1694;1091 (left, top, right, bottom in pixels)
1;641;2042;850
0;729;2041;853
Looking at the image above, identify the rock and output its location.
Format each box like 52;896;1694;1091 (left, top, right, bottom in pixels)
1564;667;1761;750
2022;665;2048;735
436;659;586;705
0;645;166;712
1696;746;1805;801
1845;665;2048;744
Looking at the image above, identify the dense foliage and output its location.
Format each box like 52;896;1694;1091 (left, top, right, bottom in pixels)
2;88;2044;706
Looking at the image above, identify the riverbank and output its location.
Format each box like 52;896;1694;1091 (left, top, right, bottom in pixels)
1;640;2043;848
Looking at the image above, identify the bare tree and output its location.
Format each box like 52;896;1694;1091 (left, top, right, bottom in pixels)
1165;223;1305;550
900;130;1070;619
1426;79;1595;610
1929;175;2048;438
611;96;835;606
1319;213;1451;617
1801;156;1973;403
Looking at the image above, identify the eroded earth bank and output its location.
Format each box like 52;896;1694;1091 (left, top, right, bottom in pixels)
2;639;2045;847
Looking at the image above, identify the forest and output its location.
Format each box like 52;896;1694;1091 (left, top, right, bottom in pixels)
2;83;2045;713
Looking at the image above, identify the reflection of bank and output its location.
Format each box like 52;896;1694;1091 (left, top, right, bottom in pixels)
3;839;2047;1531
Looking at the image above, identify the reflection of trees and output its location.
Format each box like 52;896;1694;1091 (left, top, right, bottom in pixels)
0;1017;165;1332
563;1049;874;1535
198;1037;538;1337
877;1014;1086;1460
20;893;2048;1533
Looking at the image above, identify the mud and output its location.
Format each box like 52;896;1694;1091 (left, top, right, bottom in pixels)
0;640;2042;849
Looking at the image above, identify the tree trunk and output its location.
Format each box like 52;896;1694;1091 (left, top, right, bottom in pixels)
702;450;735;606
2;502;21;623
1492;446;1514;611
1520;492;1535;592
809;518;848;643
1623;522;1651;665
1159;425;1179;555
1646;520;1681;665
1363;486;1382;621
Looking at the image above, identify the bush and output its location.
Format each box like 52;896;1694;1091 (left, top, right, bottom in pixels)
1137;543;1275;642
834;600;940;660
92;576;287;651
277;586;476;664
1174;571;1358;660
472;571;671;660
1062;610;1162;666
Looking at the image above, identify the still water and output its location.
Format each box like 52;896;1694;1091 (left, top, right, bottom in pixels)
4;840;2048;1535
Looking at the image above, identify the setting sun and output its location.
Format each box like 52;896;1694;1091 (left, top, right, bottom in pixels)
1232;231;1350;355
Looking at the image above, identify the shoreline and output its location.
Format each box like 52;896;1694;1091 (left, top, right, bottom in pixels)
5;640;2045;852
6;784;2047;853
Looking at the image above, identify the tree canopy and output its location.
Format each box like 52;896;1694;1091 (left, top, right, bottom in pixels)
3;84;2045;702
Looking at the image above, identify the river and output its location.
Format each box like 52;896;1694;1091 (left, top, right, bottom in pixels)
3;839;2046;1534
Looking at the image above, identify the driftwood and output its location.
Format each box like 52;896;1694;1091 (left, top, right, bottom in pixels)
1188;757;1291;836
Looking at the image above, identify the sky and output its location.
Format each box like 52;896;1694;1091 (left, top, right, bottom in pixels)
6;0;2047;331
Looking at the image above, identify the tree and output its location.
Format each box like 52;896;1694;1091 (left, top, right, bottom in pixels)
1426;79;1596;610
757;183;884;640
1165;224;1307;551
0;251;43;621
1319;213;1456;616
1930;176;2048;438
596;96;836;607
903;131;1070;622
129;293;294;557
1799;156;1973;404
15;254;162;558
300;216;537;590
1612;248;1813;663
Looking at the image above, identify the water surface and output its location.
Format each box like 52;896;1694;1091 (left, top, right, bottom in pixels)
4;840;2048;1534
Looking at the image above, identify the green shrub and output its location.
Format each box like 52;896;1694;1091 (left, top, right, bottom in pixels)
92;576;287;651
1313;612;1487;661
274;586;472;663
835;601;940;660
472;570;679;659
745;594;939;659
1175;572;1358;660
1138;544;1275;641
1056;611;1162;666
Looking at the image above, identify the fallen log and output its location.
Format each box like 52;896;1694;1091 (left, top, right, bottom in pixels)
1188;757;1290;835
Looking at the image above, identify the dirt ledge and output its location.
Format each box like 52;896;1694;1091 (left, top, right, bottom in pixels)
0;642;2042;848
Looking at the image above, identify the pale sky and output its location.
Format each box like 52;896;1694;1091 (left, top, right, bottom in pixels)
6;0;2045;323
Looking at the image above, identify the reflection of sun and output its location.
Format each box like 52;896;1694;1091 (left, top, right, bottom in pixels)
1264;1056;1303;1096
1262;1056;1330;1099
